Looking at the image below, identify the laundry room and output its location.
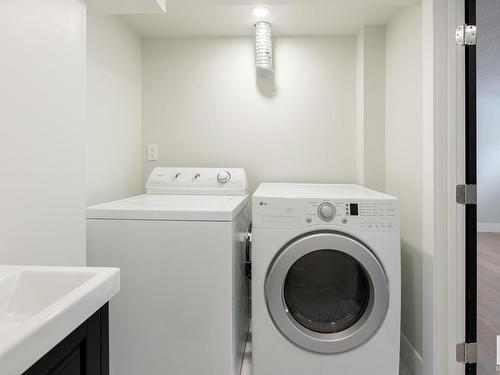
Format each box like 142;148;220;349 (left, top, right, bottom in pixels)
1;1;479;375
85;4;423;373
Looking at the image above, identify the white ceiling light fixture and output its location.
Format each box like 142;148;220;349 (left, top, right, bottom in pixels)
253;7;270;19
255;20;273;73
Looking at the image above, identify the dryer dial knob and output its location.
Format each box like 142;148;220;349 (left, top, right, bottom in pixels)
318;203;335;222
217;170;231;184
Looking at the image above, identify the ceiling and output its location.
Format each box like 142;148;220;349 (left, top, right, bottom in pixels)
120;0;420;37
88;0;166;14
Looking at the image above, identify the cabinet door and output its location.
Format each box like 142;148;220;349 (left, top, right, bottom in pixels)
49;348;82;375
24;304;109;375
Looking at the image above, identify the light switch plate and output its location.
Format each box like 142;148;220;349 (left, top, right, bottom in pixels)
147;144;159;161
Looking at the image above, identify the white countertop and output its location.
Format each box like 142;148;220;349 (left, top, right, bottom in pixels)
0;265;120;375
253;183;397;200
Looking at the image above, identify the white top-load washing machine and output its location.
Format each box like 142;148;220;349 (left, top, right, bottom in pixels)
251;183;400;375
86;167;251;375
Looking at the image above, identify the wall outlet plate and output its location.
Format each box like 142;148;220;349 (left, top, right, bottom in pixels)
147;144;158;161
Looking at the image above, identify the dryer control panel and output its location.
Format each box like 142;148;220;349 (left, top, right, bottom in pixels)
313;201;398;230
252;184;399;231
254;199;399;231
146;167;248;196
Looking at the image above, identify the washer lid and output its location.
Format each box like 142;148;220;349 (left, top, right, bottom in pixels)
86;194;249;222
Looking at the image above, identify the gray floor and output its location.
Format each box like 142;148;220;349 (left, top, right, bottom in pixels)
241;335;412;375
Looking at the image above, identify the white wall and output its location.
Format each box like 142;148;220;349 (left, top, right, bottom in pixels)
86;11;143;205
477;94;500;232
0;0;86;266
356;26;386;191
356;32;365;185
141;37;357;191
477;0;500;232
385;4;423;373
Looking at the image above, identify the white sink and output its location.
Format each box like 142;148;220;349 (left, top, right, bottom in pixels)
0;265;120;375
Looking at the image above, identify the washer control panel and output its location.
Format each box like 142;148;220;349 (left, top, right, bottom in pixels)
146;167;248;195
216;170;231;184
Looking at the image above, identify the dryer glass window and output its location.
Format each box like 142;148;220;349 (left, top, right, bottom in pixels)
283;249;370;334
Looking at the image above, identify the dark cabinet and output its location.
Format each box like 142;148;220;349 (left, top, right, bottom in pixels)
24;304;109;375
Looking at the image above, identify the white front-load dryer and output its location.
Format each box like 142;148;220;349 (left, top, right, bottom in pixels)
251;183;401;375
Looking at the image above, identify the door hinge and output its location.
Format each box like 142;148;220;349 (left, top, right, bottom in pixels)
456;24;477;46
456;184;477;205
457;342;477;363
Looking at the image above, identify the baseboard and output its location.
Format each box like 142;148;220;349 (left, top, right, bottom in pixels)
477;222;500;232
400;333;423;375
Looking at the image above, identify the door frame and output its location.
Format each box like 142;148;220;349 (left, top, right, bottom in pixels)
463;1;477;374
421;0;466;374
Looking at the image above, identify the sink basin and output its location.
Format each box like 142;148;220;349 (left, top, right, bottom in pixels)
0;265;120;375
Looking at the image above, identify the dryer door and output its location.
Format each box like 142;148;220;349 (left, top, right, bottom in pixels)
265;231;389;354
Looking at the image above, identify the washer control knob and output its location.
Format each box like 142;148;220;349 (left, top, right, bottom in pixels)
217;170;231;184
317;202;335;222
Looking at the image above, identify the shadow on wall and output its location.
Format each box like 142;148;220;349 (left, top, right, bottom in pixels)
400;236;423;362
256;45;277;97
257;68;277;97
257;69;278;98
